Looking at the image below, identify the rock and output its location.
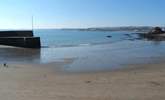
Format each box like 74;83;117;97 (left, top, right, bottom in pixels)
106;36;112;38
85;81;91;83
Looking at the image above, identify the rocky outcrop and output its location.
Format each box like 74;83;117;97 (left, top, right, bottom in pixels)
149;27;165;34
136;27;165;41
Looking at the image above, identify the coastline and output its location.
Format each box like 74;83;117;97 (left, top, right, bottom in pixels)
0;62;165;100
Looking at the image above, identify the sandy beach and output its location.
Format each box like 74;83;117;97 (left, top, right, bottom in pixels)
0;62;164;100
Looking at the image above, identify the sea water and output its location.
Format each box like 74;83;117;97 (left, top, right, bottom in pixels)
1;29;165;72
34;29;127;47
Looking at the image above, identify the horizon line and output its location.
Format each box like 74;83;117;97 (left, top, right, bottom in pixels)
0;25;164;30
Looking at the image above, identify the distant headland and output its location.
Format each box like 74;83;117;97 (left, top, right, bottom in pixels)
62;26;165;32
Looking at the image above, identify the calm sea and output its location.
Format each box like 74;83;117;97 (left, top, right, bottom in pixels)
1;29;165;72
34;29;128;47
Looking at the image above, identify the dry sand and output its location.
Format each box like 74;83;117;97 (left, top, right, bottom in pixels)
0;62;165;100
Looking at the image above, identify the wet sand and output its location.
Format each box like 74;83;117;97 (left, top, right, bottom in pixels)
0;62;165;100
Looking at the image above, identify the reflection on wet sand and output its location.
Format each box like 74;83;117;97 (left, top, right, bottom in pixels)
0;46;40;63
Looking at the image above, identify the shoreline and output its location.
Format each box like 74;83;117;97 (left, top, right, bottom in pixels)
1;39;165;69
0;62;165;100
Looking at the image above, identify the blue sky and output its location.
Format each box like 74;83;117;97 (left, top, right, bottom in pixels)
0;0;165;29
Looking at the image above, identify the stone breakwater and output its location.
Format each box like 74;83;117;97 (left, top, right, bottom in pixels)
0;31;41;48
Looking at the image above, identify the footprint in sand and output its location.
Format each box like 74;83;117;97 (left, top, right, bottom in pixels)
149;81;161;86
